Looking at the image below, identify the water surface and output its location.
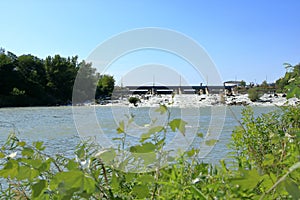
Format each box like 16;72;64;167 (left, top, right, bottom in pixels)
0;106;277;162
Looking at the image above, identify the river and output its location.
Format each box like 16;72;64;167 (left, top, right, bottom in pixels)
0;105;276;163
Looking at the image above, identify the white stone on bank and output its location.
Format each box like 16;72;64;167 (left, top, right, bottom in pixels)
89;93;299;107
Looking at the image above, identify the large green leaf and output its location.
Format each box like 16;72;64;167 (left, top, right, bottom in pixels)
130;142;156;153
32;180;47;199
140;126;164;142
137;174;155;184
22;147;34;157
169;119;187;135
111;172;119;191
17;165;39;181
117;121;125;134
230;169;262;189
0;159;19;178
205;139;218;146
75;144;86;160
96;148;116;164
155;104;168;114
132;184;149;198
286;85;300;99
284;179;300;199
66;159;79;171
21;158;43;169
33;141;45;151
50;170;96;196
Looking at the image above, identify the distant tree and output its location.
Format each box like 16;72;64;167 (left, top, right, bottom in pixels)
96;75;115;99
15;54;49;104
240;80;246;87
45;55;79;104
17;54;47;85
0;49;118;106
72;61;97;103
0;54;20;95
261;80;268;88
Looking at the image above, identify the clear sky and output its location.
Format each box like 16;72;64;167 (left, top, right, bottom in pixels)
1;0;300;85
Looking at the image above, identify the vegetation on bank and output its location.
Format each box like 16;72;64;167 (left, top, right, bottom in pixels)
238;63;300;102
128;96;140;106
0;104;299;199
0;49;115;107
1;48;300;106
276;63;300;98
247;88;262;102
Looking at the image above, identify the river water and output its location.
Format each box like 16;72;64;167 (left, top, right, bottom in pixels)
0;106;276;163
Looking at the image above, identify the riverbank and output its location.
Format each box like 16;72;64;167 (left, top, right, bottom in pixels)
92;93;299;107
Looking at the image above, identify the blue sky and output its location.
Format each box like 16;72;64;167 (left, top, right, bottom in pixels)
1;0;300;85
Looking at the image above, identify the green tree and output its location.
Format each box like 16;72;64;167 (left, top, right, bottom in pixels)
240;80;246;87
96;74;115;99
0;49;117;106
16;55;51;105
0;54;20;95
72;61;97;103
17;54;46;86
45;55;79;104
261;80;268;88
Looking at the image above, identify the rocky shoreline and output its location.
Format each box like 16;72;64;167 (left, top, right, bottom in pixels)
93;93;299;107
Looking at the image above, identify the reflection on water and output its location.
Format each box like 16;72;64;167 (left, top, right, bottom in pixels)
0;106;277;163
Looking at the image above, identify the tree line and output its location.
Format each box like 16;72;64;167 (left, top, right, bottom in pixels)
0;48;115;107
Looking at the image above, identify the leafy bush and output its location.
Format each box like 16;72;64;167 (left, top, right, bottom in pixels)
248;88;261;102
128;96;140;106
230;106;300;199
276;63;300;95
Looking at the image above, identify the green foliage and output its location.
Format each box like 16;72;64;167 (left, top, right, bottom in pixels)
260;80;268;88
169;118;187;135
285;74;300;99
0;50;115;107
128;96;140;106
72;61;98;103
247;88;261;102
0;105;299;199
96;74;115;99
230;106;300;199
240;80;246;87
10;87;25;96
276;63;300;98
